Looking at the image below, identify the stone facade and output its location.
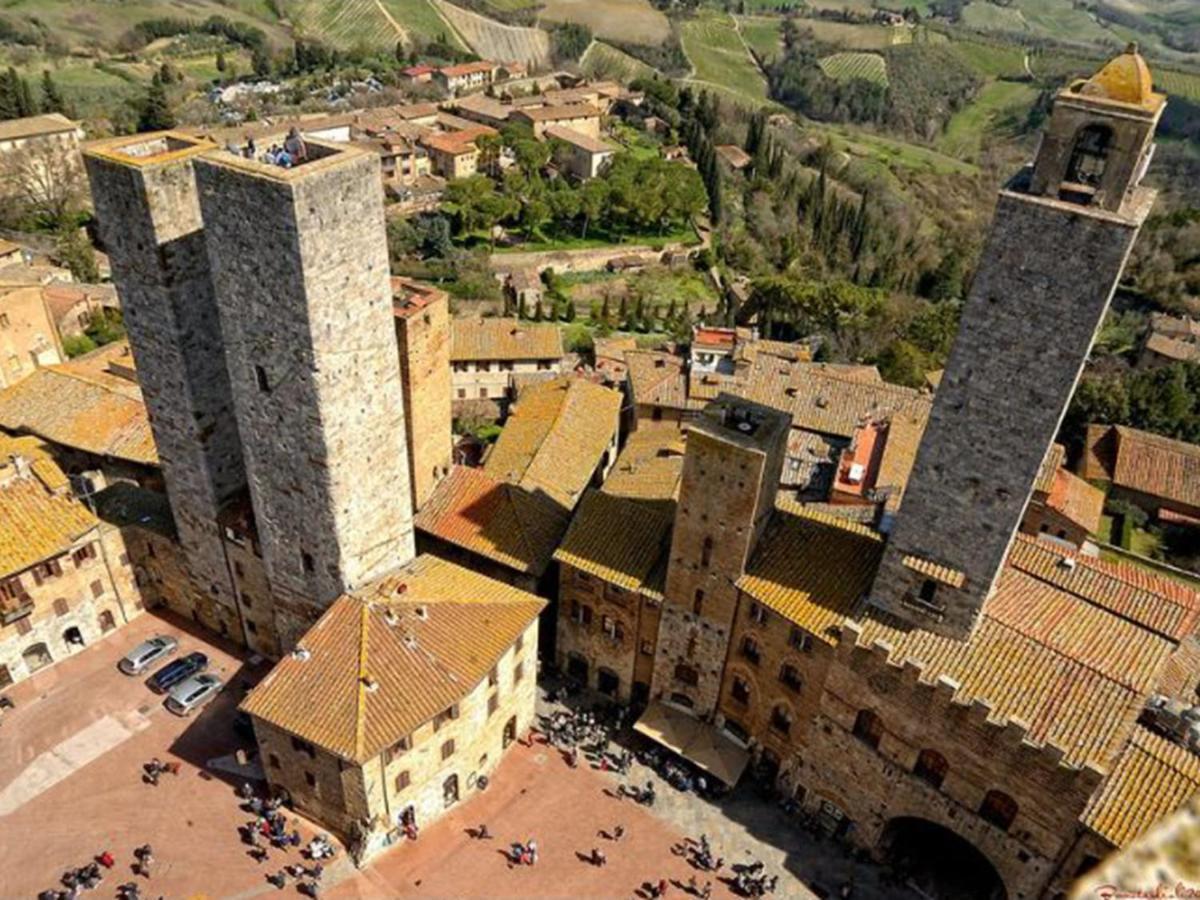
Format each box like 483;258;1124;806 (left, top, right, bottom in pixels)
83;135;247;619
0;284;64;387
393;280;452;512
254;620;538;853
556;564;661;704
451;358;561;406
0;522;143;688
192;144;415;631
650;397;790;716
870;79;1162;640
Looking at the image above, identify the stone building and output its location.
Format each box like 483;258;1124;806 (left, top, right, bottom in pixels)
392;277;452;512
869;46;1164;640
510;104;602;140
0;434;145;688
0;114;85;214
450;317;563;413
1081;423;1200;525
192;139;416;652
0;283;64;386
649;395;790;717
1018;444;1104;549
240;554;543;859
84;133;248;625
544;125;613;181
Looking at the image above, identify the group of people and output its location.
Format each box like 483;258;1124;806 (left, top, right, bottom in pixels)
617;779;657;807
687;834;724;874
730;861;778;897
236;781;329;895
224;128;309;170
265;862;325;895
142;757;180;786
507;838;539;866
40;847;156;900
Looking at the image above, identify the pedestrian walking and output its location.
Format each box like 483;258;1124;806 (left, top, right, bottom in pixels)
477;823;490;840
97;851;115;869
613;824;624;841
701;881;713;899
528;839;538;865
658;877;669;897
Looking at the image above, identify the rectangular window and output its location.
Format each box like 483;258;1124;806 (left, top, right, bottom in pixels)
488;666;498;687
53;597;69;616
255;365;271;393
479;387;488;399
91;580;103;598
693;589;704;616
749;603;767;625
246;620;258;634
515;633;524;653
72;544;96;567
16;616;31;635
674;663;698;686
291;736;316;758
488;693;499;716
234;561;245;578
788;628;812;653
395;771;410;792
269;753;280;769
640;639;653;656
304;771;317;788
441;739;456;760
514;661;524;683
457;388;466;399
383;735;412;764
301;551;315;574
433;705;459;731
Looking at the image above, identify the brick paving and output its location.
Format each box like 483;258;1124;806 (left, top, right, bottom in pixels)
1;625;910;899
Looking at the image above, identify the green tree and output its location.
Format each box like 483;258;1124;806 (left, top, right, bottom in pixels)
216;51;228;73
56;228;100;283
253;46;272;77
578;178;608;239
40;71;68;116
137;73;176;132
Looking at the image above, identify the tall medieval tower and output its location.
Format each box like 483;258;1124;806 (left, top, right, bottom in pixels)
870;46;1165;639
651;395;790;716
191;144;415;648
84;134;247;633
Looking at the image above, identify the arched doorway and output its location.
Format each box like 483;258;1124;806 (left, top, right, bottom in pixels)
566;652;588;683
880;817;1007;900
63;626;85;648
503;715;517;749
22;642;52;674
443;773;459;808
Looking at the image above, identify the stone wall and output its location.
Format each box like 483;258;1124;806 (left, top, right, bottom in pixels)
556;564;644;703
193;147;415;618
225;533;279;658
84;137;247;615
254;719;363;836
394;291;452;511
872;188;1147;639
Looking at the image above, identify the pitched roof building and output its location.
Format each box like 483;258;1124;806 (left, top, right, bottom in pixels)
1082;424;1200;521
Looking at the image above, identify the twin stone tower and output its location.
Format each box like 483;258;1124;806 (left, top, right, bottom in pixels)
86;44;1164;656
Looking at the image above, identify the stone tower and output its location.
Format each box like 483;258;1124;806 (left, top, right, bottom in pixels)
192;142;415;648
83;134;247;630
651;395;790;717
870;45;1165;639
392;277;452;512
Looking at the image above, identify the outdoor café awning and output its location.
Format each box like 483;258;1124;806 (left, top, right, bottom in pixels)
634;701;750;787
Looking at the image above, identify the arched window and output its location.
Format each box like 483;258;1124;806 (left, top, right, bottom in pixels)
979;789;1018;831
741;635;761;665
770;704;792;736
1066;124;1113;188
913;748;948;789
779;663;802;693
701;536;713;567
730;675;751;705
852;709;883;750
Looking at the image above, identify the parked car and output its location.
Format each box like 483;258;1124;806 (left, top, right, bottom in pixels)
165;673;223;717
148;652;209;694
118;636;179;675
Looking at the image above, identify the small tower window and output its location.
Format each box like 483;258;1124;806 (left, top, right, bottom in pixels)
918;579;938;605
1066;124;1113;189
255;365;271;393
693;589;704;615
301;551;315;574
701;536;713;568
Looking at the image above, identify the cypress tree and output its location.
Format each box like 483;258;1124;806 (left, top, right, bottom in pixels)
138;72;176;132
41;71;67;116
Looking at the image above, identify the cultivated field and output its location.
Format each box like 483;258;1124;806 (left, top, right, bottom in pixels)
937;80;1038;161
436;0;551;67
290;0;455;48
948;40;1028;79
805;19;913;50
818;51;888;87
681;11;769;107
538;0;671;45
737;16;783;62
1156;67;1200;102
580;41;657;82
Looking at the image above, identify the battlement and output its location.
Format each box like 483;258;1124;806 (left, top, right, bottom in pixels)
85;131;214;168
836;621;1105;785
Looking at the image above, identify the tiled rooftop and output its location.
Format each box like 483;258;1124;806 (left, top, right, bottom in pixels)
451;317;563;363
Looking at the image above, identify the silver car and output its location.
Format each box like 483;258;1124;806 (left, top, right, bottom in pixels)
118;635;179;675
165;673;223;717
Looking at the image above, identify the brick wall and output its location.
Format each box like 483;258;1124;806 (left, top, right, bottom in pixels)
395;292;452;511
556;564;644;702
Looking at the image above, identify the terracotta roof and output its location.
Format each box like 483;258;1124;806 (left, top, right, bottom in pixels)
694;327;737;349
454;93;512;122
873;408;928;508
451;317;563;363
484;377;620;510
0;355;156;466
554;489;672;594
625;350;696;412
240;554;544;764
0;113;78;142
1110;426;1200;511
544;125;613;155
737;503;883;645
901;554;966;589
391;277;447;318
603;429;686;501
421;131;482;156
1083;727;1200;847
1149;313;1200;340
414;465;570;577
1034;444;1067;495
1046;467;1105;534
0;434;96;576
513;103;601;122
1143;332;1200;363
40;282;118;322
439;61;497;79
1008;535;1200;642
731;356;929;440
715;144;752;169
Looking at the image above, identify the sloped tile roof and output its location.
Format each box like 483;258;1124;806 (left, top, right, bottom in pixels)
736;503;883;645
240;554;544;763
1034;444;1067;495
554;489;673;594
1111;425;1200;511
484;377;620;510
603;429;686;502
0;434;96;576
451;317;563;363
0;355;156;466
415;465;570;577
625;350;696;411
1046;467;1105;534
1083;727;1200;848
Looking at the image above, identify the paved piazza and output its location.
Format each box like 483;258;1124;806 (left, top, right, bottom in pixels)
0;612;908;898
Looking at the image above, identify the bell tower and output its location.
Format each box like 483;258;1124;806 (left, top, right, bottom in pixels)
869;46;1166;639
